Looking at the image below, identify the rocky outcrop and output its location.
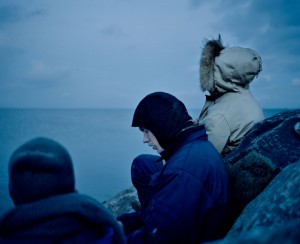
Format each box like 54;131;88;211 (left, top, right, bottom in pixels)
225;109;300;168
217;160;300;243
104;109;300;242
103;187;138;217
224;109;300;211
211;218;300;244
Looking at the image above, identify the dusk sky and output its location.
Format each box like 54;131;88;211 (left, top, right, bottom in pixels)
0;0;299;109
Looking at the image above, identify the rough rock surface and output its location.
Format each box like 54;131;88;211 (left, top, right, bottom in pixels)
224;109;300;210
104;186;138;217
211;219;300;244
225;109;300;167
226;160;300;238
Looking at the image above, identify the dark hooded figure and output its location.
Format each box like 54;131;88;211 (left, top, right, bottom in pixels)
0;137;126;244
117;92;231;243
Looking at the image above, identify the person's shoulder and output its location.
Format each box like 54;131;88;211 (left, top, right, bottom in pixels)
169;139;221;167
212;91;262;117
205;93;237;115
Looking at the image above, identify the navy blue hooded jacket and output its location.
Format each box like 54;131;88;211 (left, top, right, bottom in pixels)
119;92;231;243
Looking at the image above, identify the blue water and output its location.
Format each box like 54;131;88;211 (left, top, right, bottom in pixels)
0;108;288;215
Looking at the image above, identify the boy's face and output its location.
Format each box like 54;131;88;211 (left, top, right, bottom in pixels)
140;128;164;154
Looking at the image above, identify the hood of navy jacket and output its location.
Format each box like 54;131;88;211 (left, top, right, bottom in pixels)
132;92;193;149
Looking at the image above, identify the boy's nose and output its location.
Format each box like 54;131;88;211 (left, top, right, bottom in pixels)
143;134;149;143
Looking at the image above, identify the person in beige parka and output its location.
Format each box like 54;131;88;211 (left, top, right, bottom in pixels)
197;36;264;156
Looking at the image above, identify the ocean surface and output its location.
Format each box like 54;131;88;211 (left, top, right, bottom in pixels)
0;108;289;215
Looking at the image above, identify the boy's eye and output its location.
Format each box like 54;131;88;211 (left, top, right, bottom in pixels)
139;127;149;134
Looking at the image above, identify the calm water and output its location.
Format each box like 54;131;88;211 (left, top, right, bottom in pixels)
0;108;288;215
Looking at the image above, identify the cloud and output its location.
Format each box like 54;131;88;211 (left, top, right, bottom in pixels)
0;3;46;28
0;31;10;46
0;0;299;108
99;25;128;38
0;4;22;26
292;78;300;87
190;0;300;49
189;0;203;8
0;46;24;86
25;60;71;87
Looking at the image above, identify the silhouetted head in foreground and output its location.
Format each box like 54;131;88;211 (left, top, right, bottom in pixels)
9;137;75;205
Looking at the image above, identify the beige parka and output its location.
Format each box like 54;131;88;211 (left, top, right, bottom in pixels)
197;37;264;156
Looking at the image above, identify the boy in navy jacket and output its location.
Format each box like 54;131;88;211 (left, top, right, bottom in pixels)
118;92;231;243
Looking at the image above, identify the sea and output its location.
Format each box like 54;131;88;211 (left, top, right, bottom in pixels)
0;108;289;215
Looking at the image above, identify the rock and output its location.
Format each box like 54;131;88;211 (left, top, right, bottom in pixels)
103;186;138;217
227;151;277;208
224;109;300;168
226;160;300;238
224;109;300;210
210;219;300;244
211;161;300;243
295;122;300;136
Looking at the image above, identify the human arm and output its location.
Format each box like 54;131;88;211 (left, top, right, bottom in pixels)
117;211;143;235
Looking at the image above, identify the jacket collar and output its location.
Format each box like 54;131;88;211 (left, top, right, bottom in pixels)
157;125;207;161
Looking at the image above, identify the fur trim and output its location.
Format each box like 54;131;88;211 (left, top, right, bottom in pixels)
200;35;225;92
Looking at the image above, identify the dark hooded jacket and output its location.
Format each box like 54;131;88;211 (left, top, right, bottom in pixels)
119;92;230;243
0;193;126;244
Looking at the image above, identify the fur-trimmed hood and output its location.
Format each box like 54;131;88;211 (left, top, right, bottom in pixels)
200;36;262;95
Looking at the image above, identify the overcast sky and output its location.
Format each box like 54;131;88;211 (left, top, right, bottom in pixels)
0;0;299;109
